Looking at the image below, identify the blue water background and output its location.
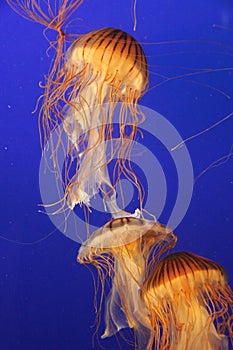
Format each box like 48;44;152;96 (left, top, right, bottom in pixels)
1;0;233;349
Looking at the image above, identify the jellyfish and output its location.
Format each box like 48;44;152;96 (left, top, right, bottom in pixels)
141;251;233;350
8;0;149;216
61;27;149;215
78;217;177;347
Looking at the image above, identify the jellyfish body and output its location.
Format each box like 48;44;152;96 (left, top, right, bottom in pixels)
7;4;150;220
63;28;148;213
141;252;233;350
78;217;177;344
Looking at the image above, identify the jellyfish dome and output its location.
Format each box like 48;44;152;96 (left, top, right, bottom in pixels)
66;28;148;104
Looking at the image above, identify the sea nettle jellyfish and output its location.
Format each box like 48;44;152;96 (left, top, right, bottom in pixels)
63;27;148;214
141;252;233;350
8;0;149;217
78;217;177;348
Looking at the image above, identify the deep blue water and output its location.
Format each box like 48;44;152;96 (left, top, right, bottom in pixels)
1;0;233;349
